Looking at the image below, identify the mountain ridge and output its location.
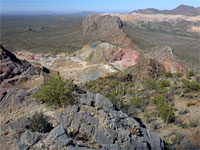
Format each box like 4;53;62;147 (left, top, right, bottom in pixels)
131;4;200;16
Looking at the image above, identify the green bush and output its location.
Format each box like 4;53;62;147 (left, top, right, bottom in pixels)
187;102;196;107
173;72;183;78
144;112;152;123
182;79;200;91
144;78;157;90
157;87;168;94
33;75;74;107
159;80;171;88
164;72;173;78
130;97;142;108
26;112;53;133
187;71;195;78
152;95;175;123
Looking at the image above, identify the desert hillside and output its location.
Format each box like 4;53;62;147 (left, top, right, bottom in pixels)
0;3;200;150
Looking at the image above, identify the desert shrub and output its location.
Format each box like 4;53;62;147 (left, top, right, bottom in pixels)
152;95;175;123
164;72;173;78
144;112;153;123
129;97;142;108
33;75;74;107
150;122;160;131
182;79;200;91
157;87;168;94
186;70;195;78
26;112;53;133
159;80;171;88
106;91;121;107
169;132;184;146
175;118;188;128
178;109;190;115
187;102;196;107
144;78;157;90
173;72;183;78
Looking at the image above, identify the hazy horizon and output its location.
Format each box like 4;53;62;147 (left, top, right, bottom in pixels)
1;0;200;15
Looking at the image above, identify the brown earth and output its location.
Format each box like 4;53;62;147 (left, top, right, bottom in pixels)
81;14;136;49
106;13;200;22
145;46;187;73
132;4;200;16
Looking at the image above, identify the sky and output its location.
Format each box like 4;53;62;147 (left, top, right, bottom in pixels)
1;0;200;14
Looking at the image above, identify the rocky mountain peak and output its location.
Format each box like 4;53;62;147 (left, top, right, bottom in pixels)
81;14;124;35
80;14;136;49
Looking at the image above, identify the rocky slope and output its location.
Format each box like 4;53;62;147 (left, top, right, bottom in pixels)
72;41;120;64
0;45;38;102
0;89;164;150
132;4;200;16
81;15;136;49
145;46;187;73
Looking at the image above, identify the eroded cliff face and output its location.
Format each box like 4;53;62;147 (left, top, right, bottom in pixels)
81;15;136;49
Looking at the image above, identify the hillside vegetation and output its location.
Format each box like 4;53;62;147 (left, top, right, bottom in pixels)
123;21;200;68
83;61;200;147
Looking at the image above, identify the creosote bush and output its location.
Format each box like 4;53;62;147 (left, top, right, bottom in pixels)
186;70;195;78
33;75;74;107
182;79;200;92
26;112;53;133
144;78;157;90
173;72;183;78
129;97;142;108
164;72;173;78
159;80;170;88
152;95;175;123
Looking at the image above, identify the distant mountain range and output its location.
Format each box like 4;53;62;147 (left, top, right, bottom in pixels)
131;5;200;16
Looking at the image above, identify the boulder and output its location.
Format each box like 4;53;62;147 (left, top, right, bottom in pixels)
20;130;41;146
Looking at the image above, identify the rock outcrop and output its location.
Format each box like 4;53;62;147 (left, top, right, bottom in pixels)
0;45;29;84
12;92;164;150
81;15;136;49
0;45;37;101
109;49;140;70
145;46;187;73
72;41;120;64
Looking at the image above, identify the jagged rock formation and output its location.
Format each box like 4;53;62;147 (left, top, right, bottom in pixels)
11;92;164;150
136;58;166;79
0;45;36;99
145;46;187;73
81;15;136;49
132;4;200;16
0;45;29;84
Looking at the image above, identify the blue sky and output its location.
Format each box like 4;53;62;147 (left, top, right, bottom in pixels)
1;0;200;14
